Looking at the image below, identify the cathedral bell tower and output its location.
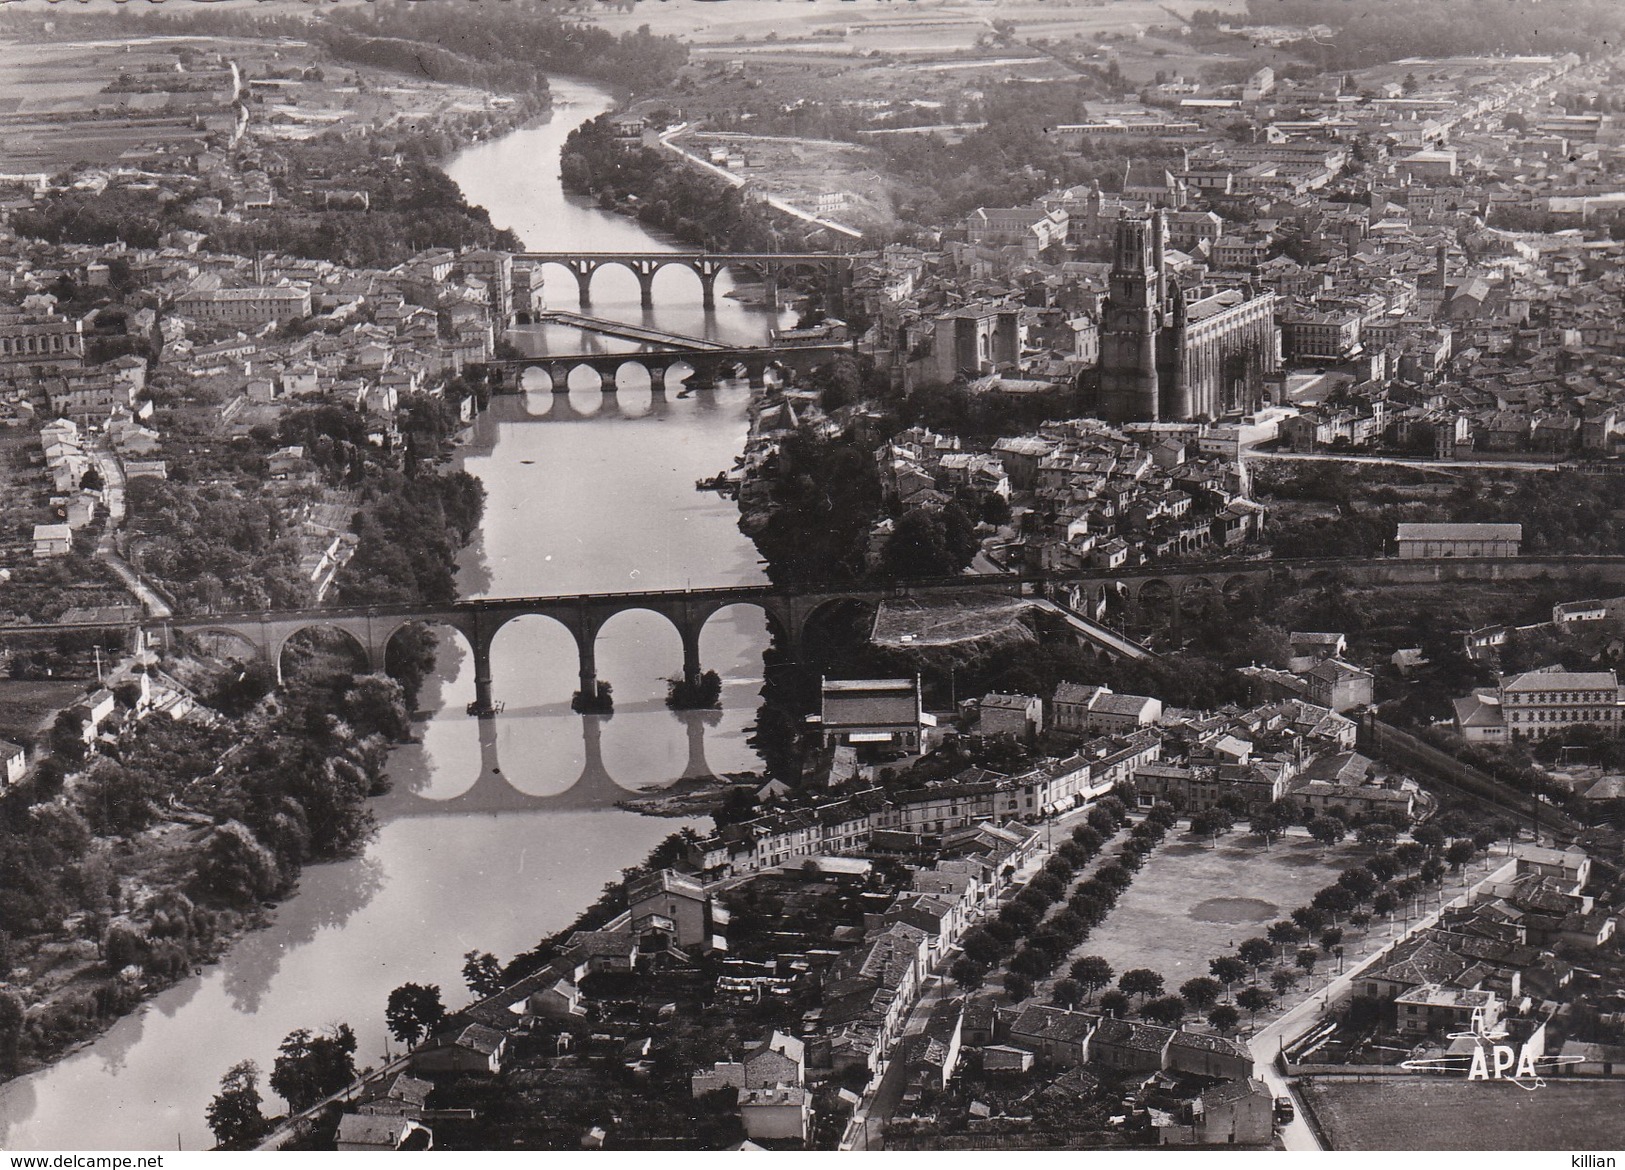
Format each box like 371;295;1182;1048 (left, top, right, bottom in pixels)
1097;215;1165;423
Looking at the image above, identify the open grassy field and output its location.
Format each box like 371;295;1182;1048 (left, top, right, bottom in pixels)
1079;832;1367;985
1300;1077;1625;1150
0;677;93;745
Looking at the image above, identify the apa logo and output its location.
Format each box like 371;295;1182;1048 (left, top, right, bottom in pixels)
1398;1008;1583;1091
1465;1040;1539;1084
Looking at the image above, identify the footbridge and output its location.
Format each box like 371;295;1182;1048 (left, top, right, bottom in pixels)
485;340;853;393
515;251;857;311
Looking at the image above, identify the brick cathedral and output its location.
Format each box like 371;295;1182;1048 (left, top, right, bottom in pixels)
1095;212;1278;423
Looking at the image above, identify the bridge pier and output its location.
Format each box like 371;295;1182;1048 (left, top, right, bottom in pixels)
680;710;716;780
579;638;597;699
680;623;703;691
567;259;596;308
632;259;660;310
572;618;612;713
464;614;499;718
647;364;667;394
472;651;496;718
700;270;718;311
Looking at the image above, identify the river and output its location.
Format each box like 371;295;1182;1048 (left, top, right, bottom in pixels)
0;76;782;1150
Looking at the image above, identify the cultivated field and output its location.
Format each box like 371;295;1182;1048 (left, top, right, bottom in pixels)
583;0;1251;48
1300;1077;1625;1150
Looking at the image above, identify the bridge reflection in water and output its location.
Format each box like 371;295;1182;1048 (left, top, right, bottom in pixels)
383;701;724;816
511;379;729;422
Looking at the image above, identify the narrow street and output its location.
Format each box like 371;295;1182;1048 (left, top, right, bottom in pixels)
89;437;171;619
840;800;1106;1150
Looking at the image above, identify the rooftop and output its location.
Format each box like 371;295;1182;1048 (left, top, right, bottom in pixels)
1395;522;1523;541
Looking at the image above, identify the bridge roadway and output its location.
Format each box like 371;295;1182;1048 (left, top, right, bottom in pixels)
485;339;853;393
532;310;728;352
96;554;1625;716
514;250;856;311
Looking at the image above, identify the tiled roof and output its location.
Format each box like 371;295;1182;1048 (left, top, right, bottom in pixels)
1091;1017;1174;1051
1007;1005;1098;1044
1395;522;1522;541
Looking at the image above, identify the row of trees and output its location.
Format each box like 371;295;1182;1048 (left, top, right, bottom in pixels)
1193;824;1497;1032
1053;956;1250;1033
952;797;1170;1004
1252;0;1625;69
207;1023;360;1148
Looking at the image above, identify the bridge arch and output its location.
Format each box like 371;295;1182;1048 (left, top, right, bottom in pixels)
592;605;687;695
610;360;657;409
795;595;876;664
1137;578;1176;624
696;599;791;664
1178;576;1220;620
646;260;714;306
275;622;372;681
773;259;837;306
1222;574;1259;616
486;611;588;710
178;625;263;663
382;619;477;711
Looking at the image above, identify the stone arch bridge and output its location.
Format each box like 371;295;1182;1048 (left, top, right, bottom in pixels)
484;341;852;395
164;579;1026;717
149;555;1625;716
515;251;857;312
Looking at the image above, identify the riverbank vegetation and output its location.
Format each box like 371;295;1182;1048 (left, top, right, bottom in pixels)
1241;0;1625;69
204;828;710;1146
0;644;411;1086
561;115;809;253
125;393;484;617
666;670;722;711
15;135;525;272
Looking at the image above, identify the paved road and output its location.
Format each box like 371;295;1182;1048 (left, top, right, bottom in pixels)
89;439;172;619
1247;854;1516;1151
1245;449;1570;474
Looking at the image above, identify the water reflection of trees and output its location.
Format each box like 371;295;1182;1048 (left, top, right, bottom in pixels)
221;856;385;1016
0;1072;38;1141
